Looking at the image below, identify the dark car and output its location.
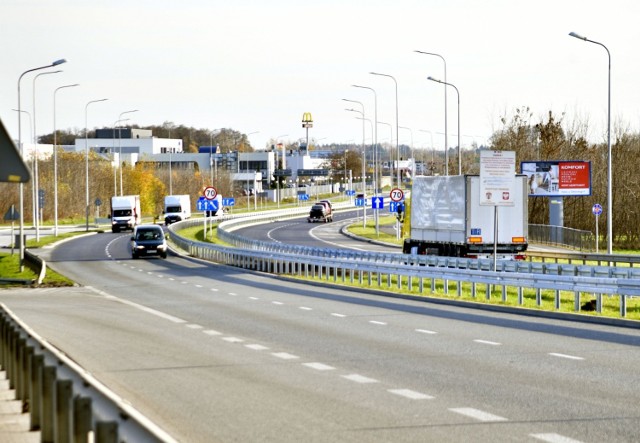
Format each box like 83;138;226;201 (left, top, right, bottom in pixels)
131;225;168;259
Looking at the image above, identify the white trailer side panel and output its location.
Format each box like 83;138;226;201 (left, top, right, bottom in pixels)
466;175;528;244
410;176;466;243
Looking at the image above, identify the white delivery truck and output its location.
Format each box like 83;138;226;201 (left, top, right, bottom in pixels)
402;175;528;259
110;195;141;233
164;195;192;225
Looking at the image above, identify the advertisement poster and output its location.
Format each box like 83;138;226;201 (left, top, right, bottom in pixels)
520;161;591;197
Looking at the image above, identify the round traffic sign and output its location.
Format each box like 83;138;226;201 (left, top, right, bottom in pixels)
390;188;404;202
592;203;602;216
203;186;217;200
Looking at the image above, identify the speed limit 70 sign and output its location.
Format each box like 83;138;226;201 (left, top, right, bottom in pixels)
203;186;217;200
390;188;404;202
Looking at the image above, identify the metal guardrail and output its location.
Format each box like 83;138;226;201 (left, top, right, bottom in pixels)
168;214;640;319
0;304;177;443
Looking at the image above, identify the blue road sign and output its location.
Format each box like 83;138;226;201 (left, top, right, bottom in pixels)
346;190;356;196
223;197;235;207
592;203;602;216
355;198;366;207
372;196;384;210
299;194;310;201
389;201;399;212
197;197;218;212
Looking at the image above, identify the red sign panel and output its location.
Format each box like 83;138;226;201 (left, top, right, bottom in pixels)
520;161;591;197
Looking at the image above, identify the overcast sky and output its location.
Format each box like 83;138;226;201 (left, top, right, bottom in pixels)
2;0;639;154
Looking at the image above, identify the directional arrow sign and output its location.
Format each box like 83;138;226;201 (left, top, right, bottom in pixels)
197;197;219;211
372;197;384;210
222;197;235;207
354;198;366;207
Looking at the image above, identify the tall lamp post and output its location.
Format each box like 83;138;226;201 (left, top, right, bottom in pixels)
415;50;448;175
112;118;130;195
85;98;108;231
53;83;79;236
345;107;370;228
33;69;63;241
118;109;138;196
370;72;399;188
569;31;613;255
342;98;367;195
399;126;414;179
352;84;380;235
427;77;461;175
16;58;66;270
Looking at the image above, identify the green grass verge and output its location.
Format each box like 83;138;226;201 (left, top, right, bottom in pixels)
0;252;74;287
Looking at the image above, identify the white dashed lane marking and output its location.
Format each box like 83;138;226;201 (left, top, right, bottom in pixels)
369;320;387;325
474;339;501;346
341;374;378;384
530;433;584;443
186;324;203;330
203;330;222;336
549;353;584;361
272;352;299;360
223;337;244;343
449;407;508;422
245;344;269;351
387;389;434;400
303;362;336;371
331;313;346;318
415;329;437;334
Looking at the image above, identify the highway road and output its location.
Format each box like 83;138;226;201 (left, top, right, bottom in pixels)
1;232;640;442
234;208;401;253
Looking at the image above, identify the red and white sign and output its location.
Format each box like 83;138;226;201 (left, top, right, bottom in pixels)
390;188;404;202
203;186;217;200
521;160;591;197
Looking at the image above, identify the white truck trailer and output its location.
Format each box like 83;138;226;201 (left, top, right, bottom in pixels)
110;195;141;233
164;195;192;225
402;175;528;259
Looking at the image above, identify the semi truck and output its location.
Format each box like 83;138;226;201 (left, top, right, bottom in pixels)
402;175;528;259
110;195;141;233
164;194;191;225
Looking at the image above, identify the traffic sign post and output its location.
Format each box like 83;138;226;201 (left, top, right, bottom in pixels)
593;203;602;253
389;188;404;202
203;186;217;200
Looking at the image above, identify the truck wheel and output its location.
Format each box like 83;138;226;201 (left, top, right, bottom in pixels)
112;227;119;233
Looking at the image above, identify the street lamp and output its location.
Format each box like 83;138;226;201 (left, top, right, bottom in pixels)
415;50;449;175
85;98;108;231
399;126;414;179
419;129;436;175
345;106;369;229
370;72;399;188
118;109;138;196
113;118;130;195
352;85;378;196
16;58;66;270
53;83;79;236
569;31;613;254
427;76;461;175
33;69;62;241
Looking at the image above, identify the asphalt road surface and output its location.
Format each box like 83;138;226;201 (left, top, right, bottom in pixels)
1;232;640;442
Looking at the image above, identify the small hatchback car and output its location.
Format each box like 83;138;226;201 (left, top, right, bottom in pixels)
131;225;168;259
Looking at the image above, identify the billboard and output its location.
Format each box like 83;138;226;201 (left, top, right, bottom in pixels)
520;161;591;197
